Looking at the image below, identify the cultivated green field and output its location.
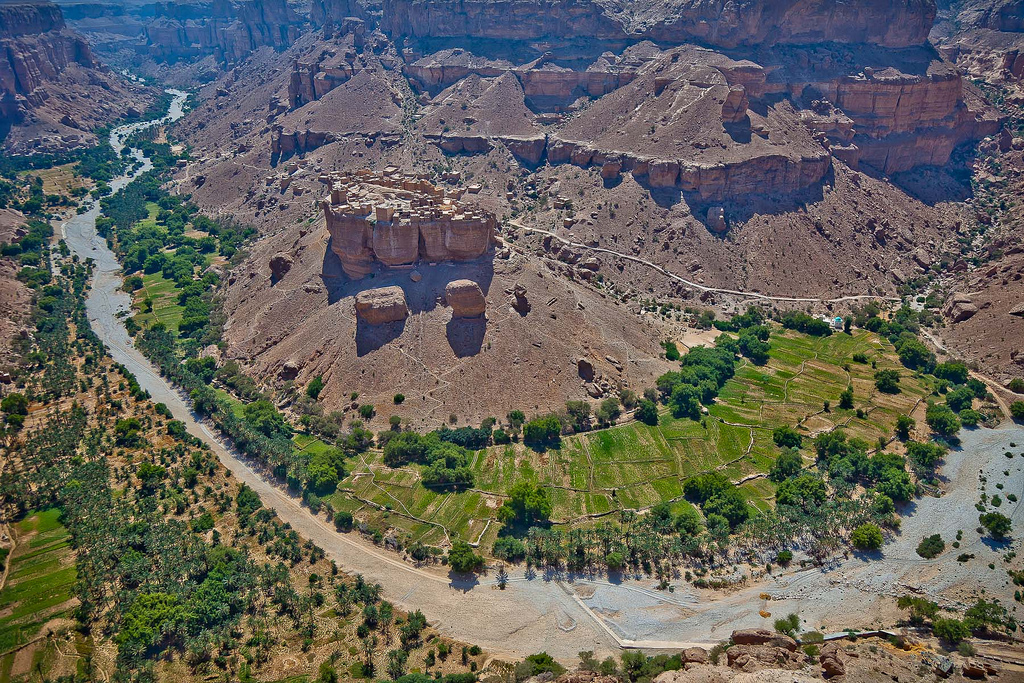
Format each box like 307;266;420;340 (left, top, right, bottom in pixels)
134;272;185;331
0;510;77;658
329;328;933;551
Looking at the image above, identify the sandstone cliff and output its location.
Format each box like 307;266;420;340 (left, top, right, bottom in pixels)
1;0;151;154
322;171;494;279
141;0;301;65
382;0;936;49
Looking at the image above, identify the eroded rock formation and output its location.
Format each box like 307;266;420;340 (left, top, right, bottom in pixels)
445;279;486;318
322;169;494;279
354;285;408;324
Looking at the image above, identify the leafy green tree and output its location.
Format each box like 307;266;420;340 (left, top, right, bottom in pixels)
772;425;802;449
980;512;1012;540
774;613;800;637
838;386;854;410
897;595;939;625
1;393;28;415
945;386;975;413
934;361;969;385
926;403;961;437
850;523;883;550
905;440;946;474
565;400;591;432
522;415;562;447
636;399;659;426
874;369;901;394
243;399;291;438
497;482;552;526
775;474;826;511
770;450;803;482
306;375;324;400
669;383;702;420
932;618;971;644
1011;401;1024;420
895;414;914;440
674;504;704;537
447;540;484;573
595;397;621;426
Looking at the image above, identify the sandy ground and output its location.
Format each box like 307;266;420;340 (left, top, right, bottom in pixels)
61;105;1024;663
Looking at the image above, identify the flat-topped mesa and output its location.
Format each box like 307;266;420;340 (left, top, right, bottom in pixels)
321;169;494;279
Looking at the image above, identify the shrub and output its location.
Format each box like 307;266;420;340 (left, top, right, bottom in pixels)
775;550;793;565
916;534;945;559
932;618;971;644
1011;401;1024;420
306;375;325;400
851;523;883;550
774;613;800;637
1009;378;1024;393
394;393;405;404
359;404;375;419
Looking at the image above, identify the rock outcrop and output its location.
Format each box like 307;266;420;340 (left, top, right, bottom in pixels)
445;279;486;318
381;0;936;49
355;286;409;325
322;170;494;279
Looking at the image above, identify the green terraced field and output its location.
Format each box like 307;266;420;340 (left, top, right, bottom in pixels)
331;328;933;550
0;510;77;656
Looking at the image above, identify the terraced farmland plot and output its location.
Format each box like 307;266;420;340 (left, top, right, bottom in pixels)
0;510;77;656
330;328;932;547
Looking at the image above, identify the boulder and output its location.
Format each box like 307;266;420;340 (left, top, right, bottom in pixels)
820;651;845;678
944;293;979;323
730;628;798;651
963;659;987;679
279;360;300;380
269;252;293;281
446;279;486;318
680;647;708;664
355;286;409;325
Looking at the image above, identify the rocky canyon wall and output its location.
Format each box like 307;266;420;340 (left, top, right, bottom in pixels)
381;0;936;49
1;1;95;111
141;0;301;64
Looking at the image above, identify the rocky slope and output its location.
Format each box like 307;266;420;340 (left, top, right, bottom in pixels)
1;0;151;154
159;0;1015;420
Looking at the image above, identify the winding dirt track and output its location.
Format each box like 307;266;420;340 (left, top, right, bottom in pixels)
510;222;902;305
57;99;1024;661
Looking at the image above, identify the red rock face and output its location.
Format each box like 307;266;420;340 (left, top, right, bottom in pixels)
1;2;95;104
382;0;936;49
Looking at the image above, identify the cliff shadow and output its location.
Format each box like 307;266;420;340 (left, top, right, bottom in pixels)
446;316;486;357
355;318;407;356
884;152;976;206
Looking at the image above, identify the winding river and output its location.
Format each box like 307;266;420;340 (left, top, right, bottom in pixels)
57;92;1024;662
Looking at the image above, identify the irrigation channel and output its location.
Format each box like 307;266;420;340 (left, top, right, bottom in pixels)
60;92;1024;661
